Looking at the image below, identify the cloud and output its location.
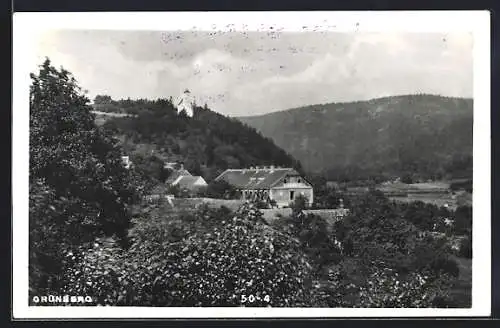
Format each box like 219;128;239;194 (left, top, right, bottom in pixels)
34;30;472;116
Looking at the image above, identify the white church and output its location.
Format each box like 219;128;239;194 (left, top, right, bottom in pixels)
176;89;195;117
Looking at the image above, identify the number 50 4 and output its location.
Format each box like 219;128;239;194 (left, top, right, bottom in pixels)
241;295;270;303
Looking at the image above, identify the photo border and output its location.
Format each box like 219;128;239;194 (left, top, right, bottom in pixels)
12;10;491;319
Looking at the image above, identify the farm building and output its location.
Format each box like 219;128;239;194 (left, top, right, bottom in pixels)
165;164;208;193
215;166;313;208
165;164;192;184
172;175;208;191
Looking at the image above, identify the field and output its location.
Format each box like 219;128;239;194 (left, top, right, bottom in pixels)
374;181;472;210
389;190;472;210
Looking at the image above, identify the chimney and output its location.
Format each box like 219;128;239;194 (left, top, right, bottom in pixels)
180;163;184;170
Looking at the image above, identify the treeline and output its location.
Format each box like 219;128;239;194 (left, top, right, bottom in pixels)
99;96;303;185
29;59;142;297
321;152;473;184
309;179;472;245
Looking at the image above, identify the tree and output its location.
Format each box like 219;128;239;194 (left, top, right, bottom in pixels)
61;204;315;306
93;95;113;104
204;180;239;199
291;194;309;218
29;58;137;295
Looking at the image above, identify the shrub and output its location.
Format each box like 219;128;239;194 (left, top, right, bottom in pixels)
316;258;457;308
290;194;309;217
62;204;315;306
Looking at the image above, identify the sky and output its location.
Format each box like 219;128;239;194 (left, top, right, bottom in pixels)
35;30;473;117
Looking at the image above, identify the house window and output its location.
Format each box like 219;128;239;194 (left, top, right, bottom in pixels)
290;191;295;200
284;178;287;183
298;179;301;183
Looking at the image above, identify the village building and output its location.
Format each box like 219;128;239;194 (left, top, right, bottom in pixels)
215;166;313;208
165;163;208;193
165;163;192;184
121;156;133;169
172;175;208;191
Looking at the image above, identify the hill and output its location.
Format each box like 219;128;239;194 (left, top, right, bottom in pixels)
95;97;303;184
238;94;473;182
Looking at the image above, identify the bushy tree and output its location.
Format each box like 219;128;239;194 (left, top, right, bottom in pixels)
291;194;309;217
335;191;460;276
203;179;240;199
61;204;315;306
316;260;457;308
131;154;166;183
29;59;137;295
400;201;451;232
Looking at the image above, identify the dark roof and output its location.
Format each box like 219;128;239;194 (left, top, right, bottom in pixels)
165;169;192;184
215;168;302;189
175;176;207;189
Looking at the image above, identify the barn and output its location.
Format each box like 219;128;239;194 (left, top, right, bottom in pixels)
214;166;313;208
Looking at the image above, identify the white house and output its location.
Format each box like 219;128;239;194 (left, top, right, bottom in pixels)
215;166;313;208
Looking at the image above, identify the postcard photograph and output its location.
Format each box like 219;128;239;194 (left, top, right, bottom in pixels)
12;11;491;319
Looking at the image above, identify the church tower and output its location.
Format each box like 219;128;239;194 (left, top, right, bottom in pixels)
176;89;194;117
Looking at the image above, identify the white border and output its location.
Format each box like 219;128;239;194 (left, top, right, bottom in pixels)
12;11;491;319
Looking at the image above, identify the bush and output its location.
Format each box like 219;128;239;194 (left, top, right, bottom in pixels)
315;258;457;308
62;204;315;306
290;194;309;217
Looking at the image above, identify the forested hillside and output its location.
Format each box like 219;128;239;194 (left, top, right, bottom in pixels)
239;95;473;182
97;97;303;184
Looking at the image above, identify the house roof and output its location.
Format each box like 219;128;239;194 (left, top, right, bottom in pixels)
175;175;207;189
215;168;302;189
165;169;192;184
